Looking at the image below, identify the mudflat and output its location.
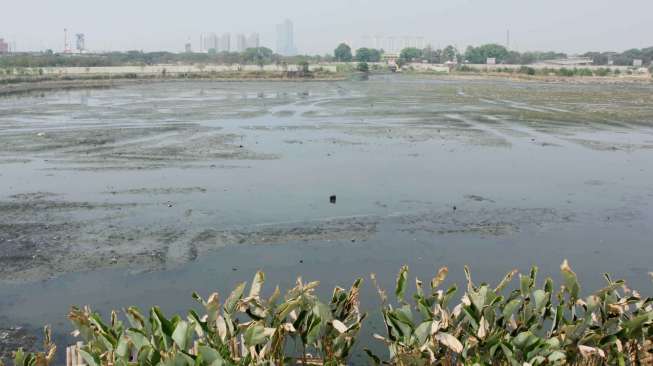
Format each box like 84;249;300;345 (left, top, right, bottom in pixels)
1;75;652;362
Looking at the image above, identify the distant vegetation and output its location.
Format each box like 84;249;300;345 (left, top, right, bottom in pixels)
2;262;652;366
0;44;651;71
0;48;335;69
334;43;353;62
456;65;633;78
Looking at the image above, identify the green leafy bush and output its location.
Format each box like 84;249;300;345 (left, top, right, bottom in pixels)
2;264;652;365
365;262;653;366
66;271;364;366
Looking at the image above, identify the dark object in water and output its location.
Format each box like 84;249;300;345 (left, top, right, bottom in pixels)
453;205;457;211
330;195;337;204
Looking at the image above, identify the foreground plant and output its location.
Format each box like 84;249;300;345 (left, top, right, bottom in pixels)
366;261;653;365
66;271;365;366
2;264;651;365
0;327;56;366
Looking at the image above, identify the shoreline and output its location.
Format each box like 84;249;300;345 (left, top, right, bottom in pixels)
0;73;348;96
2;71;651;96
408;71;653;85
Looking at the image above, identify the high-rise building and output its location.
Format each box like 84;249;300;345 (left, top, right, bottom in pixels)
276;19;296;56
0;38;8;54
219;33;231;52
247;33;260;49
75;34;85;53
202;33;219;53
235;34;247;52
185;42;192;53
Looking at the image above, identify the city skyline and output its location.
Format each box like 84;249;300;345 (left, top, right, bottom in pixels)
1;0;652;54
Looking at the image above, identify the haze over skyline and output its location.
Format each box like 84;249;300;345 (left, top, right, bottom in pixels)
2;0;651;54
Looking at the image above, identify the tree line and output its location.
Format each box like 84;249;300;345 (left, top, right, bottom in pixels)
332;42;653;67
2;43;652;69
0;48;334;69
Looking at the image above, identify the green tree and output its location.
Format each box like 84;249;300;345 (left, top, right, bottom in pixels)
464;44;510;64
422;46;442;64
356;62;369;72
400;47;422;62
442;45;457;62
242;47;274;66
334;43;353;62
355;48;382;62
355;48;372;62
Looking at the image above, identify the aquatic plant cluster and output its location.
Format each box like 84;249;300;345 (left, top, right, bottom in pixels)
1;262;651;366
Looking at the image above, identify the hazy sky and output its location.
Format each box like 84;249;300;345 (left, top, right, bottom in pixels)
2;0;651;54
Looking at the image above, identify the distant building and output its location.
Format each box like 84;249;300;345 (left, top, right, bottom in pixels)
75;34;85;53
202;33;219;53
247;33;260;49
357;35;425;53
235;34;247;52
633;59;643;67
219;33;231;52
0;38;8;54
276;19;296;56
185;42;192;53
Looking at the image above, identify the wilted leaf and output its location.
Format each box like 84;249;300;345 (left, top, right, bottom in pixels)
332;319;348;334
396;266;408;302
431;267;449;290
249;271;265;298
560;260;580;302
578;345;606;359
434;332;463;353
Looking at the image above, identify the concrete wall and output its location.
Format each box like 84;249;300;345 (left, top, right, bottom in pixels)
403;63;450;73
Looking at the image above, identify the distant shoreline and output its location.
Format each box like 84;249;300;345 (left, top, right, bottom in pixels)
0;73;348;96
2;70;651;96
434;72;653;85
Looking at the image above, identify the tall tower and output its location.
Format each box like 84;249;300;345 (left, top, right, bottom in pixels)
276;19;296;56
64;28;71;53
506;29;510;50
76;34;85;53
247;33;260;49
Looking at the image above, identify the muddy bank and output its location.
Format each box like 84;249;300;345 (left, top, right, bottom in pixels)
0;189;583;283
0;325;37;365
0;79;133;96
0;73;347;97
1;77;653;284
426;72;653;85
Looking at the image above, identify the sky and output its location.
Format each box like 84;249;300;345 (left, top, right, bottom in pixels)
2;0;651;54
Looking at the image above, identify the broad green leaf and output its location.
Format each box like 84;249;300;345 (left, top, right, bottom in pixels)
413;321;431;345
244;323;268;346
172;320;191;350
78;349;100;366
197;346;224;365
560;260;580;302
533;289;547;313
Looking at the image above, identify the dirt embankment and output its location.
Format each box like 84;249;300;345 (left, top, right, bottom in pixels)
0;72;347;96
428;72;653;85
